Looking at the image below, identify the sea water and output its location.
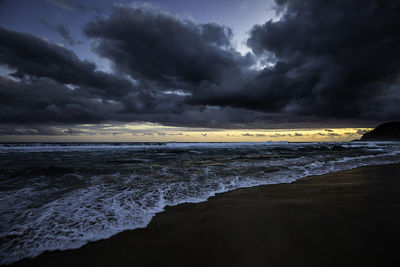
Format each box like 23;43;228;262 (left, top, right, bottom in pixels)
1;141;399;264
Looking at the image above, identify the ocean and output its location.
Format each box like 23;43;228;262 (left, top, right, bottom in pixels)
1;141;399;264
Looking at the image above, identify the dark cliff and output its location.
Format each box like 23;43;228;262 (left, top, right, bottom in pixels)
360;122;400;141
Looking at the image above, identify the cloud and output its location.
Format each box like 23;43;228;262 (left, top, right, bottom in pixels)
2;1;400;133
194;0;400;123
241;0;400;121
356;129;369;135
0;10;265;129
83;4;253;88
46;0;86;11
169;133;183;136
0;27;133;95
0;125;84;136
63;128;85;135
55;24;79;46
0;77;122;124
269;133;286;137
0;27;180;125
39;20;81;46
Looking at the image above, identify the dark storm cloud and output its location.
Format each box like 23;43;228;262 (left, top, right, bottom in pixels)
250;0;400;119
0;27;201;126
0;74;206;126
0;26;265;129
1;1;400;133
0;27;136;97
0;77;122;124
83;5;253;88
194;0;400;122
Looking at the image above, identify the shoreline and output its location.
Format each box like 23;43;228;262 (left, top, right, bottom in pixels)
8;163;400;266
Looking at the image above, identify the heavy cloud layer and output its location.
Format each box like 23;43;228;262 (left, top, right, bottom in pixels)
194;0;400;120
83;6;254;88
1;1;400;134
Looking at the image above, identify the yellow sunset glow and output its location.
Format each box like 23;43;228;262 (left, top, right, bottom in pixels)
0;123;371;142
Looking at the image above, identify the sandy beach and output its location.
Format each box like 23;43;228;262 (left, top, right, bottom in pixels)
9;163;400;267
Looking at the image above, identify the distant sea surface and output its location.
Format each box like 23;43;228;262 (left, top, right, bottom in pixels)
1;142;400;264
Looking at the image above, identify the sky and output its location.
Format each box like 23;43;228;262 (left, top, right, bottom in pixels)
0;0;399;142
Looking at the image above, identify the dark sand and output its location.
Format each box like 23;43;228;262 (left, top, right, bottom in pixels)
10;163;400;267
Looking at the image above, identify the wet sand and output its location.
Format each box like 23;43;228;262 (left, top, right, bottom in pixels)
10;163;400;267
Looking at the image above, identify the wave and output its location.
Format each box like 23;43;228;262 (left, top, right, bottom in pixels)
0;142;399;264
